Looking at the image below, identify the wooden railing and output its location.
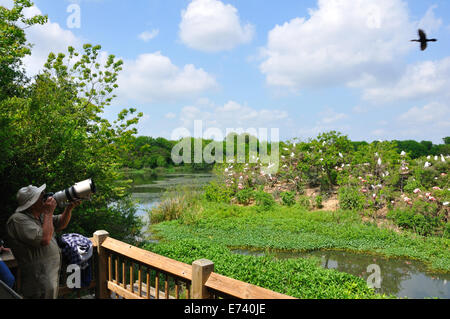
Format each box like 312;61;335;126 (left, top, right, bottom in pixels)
5;230;295;299
92;230;295;299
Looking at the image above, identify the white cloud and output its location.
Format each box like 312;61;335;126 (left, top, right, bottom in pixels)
369;102;450;143
418;5;442;34
398;102;450;126
0;2;83;77
363;57;450;102
138;29;160;42
0;1;82;76
178;100;289;133
179;0;254;52
259;0;414;91
319;108;348;124
117;52;217;103
165;112;177;119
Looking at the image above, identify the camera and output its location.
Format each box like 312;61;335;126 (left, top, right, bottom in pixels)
43;178;96;208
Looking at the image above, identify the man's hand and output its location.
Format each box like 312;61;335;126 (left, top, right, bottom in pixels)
43;196;57;214
67;200;82;210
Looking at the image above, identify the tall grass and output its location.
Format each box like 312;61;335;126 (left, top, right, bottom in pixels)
148;185;203;225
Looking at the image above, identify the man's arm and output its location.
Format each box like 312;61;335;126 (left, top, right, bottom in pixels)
55;201;81;232
41;197;57;246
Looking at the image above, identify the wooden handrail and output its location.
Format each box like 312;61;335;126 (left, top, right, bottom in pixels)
4;232;296;299
206;272;295;299
97;234;295;299
100;237;192;281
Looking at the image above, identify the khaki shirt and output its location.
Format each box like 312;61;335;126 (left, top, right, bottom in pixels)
6;212;62;299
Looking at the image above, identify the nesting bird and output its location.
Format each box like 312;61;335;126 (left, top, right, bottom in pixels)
411;29;437;51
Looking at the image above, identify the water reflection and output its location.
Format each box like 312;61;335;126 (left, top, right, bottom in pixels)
232;249;450;299
125;172;215;217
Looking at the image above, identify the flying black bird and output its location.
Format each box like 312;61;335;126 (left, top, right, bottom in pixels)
411;29;437;51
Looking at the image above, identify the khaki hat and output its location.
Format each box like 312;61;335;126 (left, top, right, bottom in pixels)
16;184;46;213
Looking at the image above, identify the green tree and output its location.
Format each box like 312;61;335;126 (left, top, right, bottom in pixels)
308;131;352;190
0;0;47;101
0;4;143;241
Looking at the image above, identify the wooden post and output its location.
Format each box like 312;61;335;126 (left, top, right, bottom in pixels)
192;259;214;299
93;230;110;299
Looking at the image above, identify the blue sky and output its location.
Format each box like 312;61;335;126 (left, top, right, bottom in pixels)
3;0;450;143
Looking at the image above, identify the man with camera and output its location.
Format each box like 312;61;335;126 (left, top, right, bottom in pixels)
6;184;80;299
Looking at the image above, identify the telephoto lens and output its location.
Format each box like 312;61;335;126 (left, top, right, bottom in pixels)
43;179;96;208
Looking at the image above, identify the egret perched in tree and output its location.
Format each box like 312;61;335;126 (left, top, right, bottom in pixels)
411;29;437;51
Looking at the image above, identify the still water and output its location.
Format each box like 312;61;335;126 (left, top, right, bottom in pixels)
127;171;215;217
125;171;449;299
232;249;450;299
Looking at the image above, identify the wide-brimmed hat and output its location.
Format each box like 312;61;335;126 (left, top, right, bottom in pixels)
16;184;46;213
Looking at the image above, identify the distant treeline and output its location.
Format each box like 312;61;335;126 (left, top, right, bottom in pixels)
123;134;450;170
351;138;450;159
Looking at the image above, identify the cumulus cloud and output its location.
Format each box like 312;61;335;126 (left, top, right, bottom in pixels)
363;57;450;102
179;0;254;52
369;102;450;143
398;102;450;127
1;1;82;76
138;29;160;42
178;100;289;134
418;5;442;34
259;0;414;91
117;52;217;103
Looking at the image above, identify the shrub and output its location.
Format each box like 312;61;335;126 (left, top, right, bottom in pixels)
297;195;311;210
404;177;422;193
149;186;202;224
204;181;233;203
315;195;323;209
387;205;443;236
338;186;366;211
255;191;276;210
236;189;254;205
281;191;296;206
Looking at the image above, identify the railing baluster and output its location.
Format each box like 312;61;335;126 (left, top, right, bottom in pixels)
122;259;126;289
186;282;191;299
138;265;142;297
115;256;118;285
129;262;134;293
155;271;160;299
108;255;112;282
165;273;169;299
146;269;150;299
175;279;179;299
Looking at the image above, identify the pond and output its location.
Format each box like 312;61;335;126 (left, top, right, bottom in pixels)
232;248;450;299
126;170;215;217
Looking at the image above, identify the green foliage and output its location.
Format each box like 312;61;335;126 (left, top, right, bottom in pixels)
404;177;422;193
338;187;366;211
280;191;296;206
387;200;445;237
255;191;276;210
149;185;202;225
151;203;450;272
204;181;233;203
0;3;142;241
143;239;381;299
297;195;311;210
236;188;254;205
0;0;48;100
315;195;323;209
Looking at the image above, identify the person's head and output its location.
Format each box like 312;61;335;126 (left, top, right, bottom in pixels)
16;184;46;215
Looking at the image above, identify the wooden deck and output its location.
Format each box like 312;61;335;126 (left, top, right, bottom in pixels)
3;230;296;300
